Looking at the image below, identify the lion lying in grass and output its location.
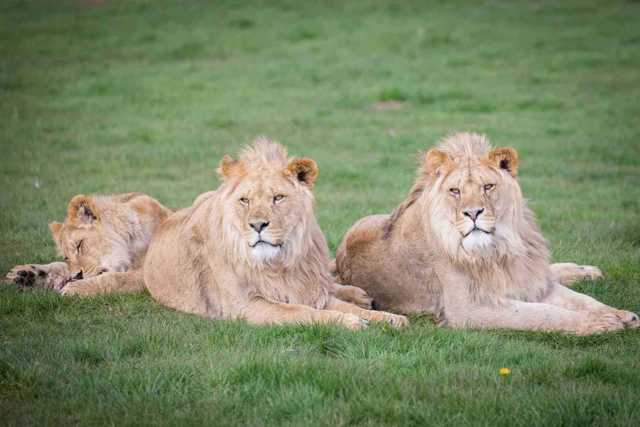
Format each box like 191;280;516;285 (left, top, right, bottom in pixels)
336;133;638;335
143;138;406;329
6;192;172;295
6;187;371;309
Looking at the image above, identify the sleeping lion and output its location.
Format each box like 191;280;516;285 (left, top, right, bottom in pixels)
6;192;172;294
336;133;638;335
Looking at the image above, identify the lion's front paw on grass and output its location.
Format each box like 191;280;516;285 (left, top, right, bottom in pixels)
388;313;409;328
6;265;48;288
577;313;625;335
60;282;86;296
340;314;369;330
614;310;640;329
371;311;409;328
576;265;603;281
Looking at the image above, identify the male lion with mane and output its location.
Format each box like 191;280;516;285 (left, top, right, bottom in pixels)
143;138;407;329
6;193;172;295
336;133;638;335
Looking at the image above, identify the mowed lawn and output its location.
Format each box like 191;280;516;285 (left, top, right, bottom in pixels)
2;0;640;425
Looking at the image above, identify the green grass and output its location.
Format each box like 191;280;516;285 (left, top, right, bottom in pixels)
2;0;640;425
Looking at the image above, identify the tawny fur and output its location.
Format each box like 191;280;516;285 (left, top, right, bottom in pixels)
6;192;172;295
6;179;371;308
143;138;406;329
336;132;637;335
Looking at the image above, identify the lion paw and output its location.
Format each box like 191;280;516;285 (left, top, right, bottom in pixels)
347;287;374;310
576;313;625;335
387;313;409;328
6;265;49;288
371;312;409;328
340;313;369;330
575;265;603;281
612;310;640;329
334;285;373;309
552;263;603;286
60;281;86;296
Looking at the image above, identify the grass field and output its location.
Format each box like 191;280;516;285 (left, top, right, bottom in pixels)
2;0;640;425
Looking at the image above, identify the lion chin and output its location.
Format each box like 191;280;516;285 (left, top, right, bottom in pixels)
250;242;282;262
461;230;493;252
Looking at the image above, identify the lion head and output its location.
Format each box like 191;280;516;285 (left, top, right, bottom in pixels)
49;195;137;279
386;133;542;266
216;138;321;268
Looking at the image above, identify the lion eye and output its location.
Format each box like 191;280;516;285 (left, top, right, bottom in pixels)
449;188;460;197
273;194;286;204
76;240;84;254
239;197;249;205
484;184;495;192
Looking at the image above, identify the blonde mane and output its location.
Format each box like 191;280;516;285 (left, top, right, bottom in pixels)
383;133;491;239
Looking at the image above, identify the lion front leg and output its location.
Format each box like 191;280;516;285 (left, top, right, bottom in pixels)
241;298;369;330
5;262;69;290
61;270;144;297
550;262;603;286
329;282;373;309
443;298;626;335
325;297;408;328
542;283;639;329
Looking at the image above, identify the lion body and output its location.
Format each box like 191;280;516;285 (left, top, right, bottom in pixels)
144;190;330;318
7;192;172;294
336;133;637;334
143;139;406;328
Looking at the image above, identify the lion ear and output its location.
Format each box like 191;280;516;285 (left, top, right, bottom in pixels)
488;147;519;177
48;221;63;254
67;195;99;227
423;148;449;177
287;157;318;188
216;154;245;182
48;221;62;238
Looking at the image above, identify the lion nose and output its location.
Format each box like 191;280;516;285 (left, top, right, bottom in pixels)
463;207;484;221
249;220;270;233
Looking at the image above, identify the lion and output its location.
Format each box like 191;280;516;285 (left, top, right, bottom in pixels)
335;133;638;335
5;182;370;309
143;138;407;329
6;192;172;295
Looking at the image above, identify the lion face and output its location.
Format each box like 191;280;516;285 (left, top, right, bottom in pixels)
439;166;500;252
217;139;319;267
423;134;521;257
49;195;132;279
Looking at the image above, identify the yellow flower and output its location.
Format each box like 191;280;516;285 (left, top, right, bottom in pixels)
499;368;511;376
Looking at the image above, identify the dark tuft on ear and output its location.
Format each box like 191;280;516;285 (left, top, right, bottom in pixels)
287;157;318;188
67;195;99;227
48;221;64;255
488;147;519;177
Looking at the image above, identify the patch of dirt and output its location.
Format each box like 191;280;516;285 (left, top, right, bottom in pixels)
371;101;407;111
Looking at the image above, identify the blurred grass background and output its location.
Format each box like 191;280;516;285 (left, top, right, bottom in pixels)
1;0;639;425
